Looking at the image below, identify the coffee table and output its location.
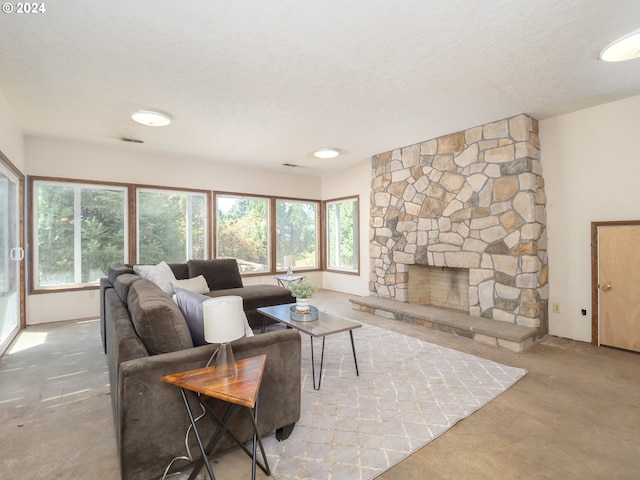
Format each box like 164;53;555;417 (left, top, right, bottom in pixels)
257;303;361;390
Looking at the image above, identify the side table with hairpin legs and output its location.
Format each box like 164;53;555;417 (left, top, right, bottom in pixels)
161;355;270;480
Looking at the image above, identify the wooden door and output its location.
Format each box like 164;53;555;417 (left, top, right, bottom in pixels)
598;225;640;352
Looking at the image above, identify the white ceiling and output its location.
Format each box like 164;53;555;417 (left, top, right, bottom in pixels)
1;1;639;176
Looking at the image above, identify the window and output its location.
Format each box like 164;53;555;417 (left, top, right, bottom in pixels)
216;194;269;273
275;199;319;271
32;180;127;289
137;188;208;264
325;196;359;273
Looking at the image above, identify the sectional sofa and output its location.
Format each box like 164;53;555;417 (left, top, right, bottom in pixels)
100;259;300;480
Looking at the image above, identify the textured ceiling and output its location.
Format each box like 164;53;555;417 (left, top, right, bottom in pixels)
1;1;639;176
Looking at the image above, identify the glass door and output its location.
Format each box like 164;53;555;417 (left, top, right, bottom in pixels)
0;158;23;356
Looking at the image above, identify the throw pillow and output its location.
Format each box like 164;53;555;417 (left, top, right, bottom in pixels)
174;288;253;347
171;275;209;294
133;261;177;296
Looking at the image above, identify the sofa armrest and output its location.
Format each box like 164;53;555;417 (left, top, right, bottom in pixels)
116;328;301;480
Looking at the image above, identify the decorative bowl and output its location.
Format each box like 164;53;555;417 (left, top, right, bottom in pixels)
289;305;319;321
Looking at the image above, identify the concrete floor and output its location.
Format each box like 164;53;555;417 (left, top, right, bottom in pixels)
1;289;639;479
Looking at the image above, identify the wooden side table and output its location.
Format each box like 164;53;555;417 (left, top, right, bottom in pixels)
161;355;270;480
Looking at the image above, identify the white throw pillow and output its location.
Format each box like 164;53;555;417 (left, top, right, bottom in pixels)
133;261;177;296
171;275;209;294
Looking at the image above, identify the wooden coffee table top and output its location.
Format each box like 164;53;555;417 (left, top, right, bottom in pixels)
161;355;266;409
257;304;361;337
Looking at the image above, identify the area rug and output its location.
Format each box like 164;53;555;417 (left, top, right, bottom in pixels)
262;322;526;480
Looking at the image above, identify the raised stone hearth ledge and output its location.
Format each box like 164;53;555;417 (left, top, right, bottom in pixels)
350;296;537;352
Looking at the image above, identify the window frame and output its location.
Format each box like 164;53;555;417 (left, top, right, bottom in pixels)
28;176;356;293
214;192;272;274
29;176;212;293
214;191;322;276
29;176;130;293
274;197;320;273
323;195;360;275
135;186;210;264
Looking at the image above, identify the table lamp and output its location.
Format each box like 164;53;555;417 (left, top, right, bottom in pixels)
283;255;296;277
203;296;246;378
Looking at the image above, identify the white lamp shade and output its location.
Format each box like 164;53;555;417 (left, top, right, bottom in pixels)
283;255;296;268
202;296;246;344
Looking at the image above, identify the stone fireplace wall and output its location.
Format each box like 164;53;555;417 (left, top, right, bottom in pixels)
370;114;548;335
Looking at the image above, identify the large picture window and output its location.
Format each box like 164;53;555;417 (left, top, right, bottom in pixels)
137;188;208;264
326;196;359;273
275;199;319;271
216;194;269;273
32;180;127;289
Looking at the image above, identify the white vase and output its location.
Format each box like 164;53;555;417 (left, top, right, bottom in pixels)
296;298;310;313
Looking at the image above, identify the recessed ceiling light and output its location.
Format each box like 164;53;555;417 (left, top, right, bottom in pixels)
600;29;640;62
314;148;340;159
131;109;172;126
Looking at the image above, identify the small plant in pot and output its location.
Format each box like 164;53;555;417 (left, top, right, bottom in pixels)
288;281;319;313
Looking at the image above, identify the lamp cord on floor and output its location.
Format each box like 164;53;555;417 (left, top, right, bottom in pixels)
160;347;220;480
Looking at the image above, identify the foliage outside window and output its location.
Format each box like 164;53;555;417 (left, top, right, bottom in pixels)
137;189;207;264
326;196;358;272
275;199;319;271
216;194;269;273
33;180;127;289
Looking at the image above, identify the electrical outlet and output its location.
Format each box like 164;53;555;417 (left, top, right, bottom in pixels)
552;303;560;313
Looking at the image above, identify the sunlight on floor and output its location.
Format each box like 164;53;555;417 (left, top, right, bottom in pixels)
7;331;48;354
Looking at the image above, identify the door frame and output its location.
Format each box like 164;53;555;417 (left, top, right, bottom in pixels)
0;150;25;333
590;220;640;346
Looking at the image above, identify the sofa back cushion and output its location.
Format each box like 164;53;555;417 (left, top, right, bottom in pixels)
168;262;189;280
127;278;194;354
112;273;142;306
187;259;243;290
108;263;135;284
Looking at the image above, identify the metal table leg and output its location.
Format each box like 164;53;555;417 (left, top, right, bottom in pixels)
178;388;216;480
349;330;359;376
310;331;360;390
310;336;326;390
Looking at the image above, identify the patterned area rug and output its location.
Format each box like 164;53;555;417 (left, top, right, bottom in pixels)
262;322;526;480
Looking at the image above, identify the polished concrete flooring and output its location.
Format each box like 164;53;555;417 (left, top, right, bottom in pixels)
1;289;639;479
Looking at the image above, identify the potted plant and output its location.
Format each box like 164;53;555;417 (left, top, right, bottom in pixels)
288;281;319;313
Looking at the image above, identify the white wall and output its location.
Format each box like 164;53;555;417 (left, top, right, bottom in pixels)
0;90;24;171
25;137;323;324
321;159;371;297
540;94;640;342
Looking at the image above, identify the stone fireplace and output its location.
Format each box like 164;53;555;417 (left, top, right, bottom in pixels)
369;114;548;336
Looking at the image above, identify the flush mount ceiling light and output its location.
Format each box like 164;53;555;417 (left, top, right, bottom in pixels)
600;29;640;62
314;148;340;159
131;109;172;126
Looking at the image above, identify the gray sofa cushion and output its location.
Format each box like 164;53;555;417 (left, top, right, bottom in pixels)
109;263;135;284
113;273;142;306
168;262;189;280
187;258;243;290
207;284;294;311
127;279;193;354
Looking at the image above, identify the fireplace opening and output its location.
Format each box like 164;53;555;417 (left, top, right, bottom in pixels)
407;265;470;313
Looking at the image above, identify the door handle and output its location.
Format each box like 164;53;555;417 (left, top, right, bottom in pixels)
601;282;612;292
10;247;24;261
